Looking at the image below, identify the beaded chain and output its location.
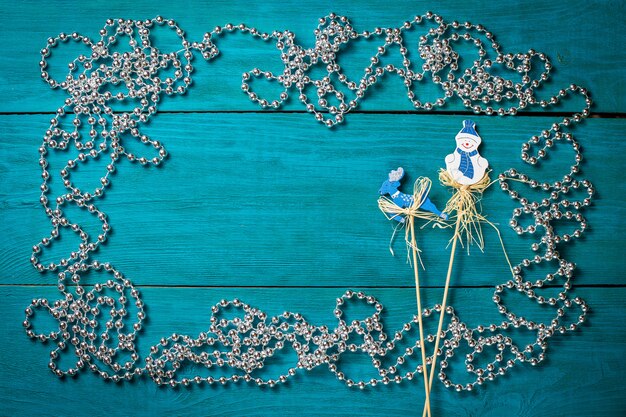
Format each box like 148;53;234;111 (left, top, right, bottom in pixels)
24;12;592;391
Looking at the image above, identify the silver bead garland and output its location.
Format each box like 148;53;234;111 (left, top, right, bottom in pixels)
25;12;592;391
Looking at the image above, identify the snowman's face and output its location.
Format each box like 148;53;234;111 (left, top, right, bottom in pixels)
456;135;481;152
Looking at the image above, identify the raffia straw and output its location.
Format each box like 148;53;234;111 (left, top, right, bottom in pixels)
378;177;447;417
438;169;514;271
378;177;447;263
421;170;513;417
439;169;491;252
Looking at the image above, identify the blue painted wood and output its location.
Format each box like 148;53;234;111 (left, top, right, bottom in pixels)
0;114;622;287
378;167;447;222
0;0;623;113
1;0;625;416
1;287;625;417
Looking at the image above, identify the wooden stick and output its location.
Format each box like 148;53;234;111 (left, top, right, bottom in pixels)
409;217;432;417
421;216;462;417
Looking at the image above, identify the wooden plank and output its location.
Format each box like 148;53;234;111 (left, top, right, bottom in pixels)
1;286;624;416
1;1;623;416
0;114;621;286
1;0;623;113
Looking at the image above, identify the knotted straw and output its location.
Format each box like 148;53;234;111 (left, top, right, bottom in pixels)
377;177;447;417
439;169;490;250
378;177;447;261
438;168;514;271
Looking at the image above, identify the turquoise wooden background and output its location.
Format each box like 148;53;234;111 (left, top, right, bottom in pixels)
1;0;625;416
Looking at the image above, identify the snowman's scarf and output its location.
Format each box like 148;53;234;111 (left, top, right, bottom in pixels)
456;148;478;179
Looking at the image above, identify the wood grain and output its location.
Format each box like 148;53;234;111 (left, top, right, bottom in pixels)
0;114;621;287
1;286;624;417
0;1;624;416
0;0;623;113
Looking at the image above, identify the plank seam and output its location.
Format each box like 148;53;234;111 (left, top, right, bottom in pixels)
1;284;623;289
0;111;624;118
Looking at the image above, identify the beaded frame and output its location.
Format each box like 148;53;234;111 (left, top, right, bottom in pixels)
24;13;593;390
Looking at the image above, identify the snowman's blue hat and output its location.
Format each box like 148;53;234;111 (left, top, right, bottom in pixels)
456;119;482;143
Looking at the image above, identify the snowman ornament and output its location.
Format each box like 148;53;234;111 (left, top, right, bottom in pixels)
445;120;489;185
